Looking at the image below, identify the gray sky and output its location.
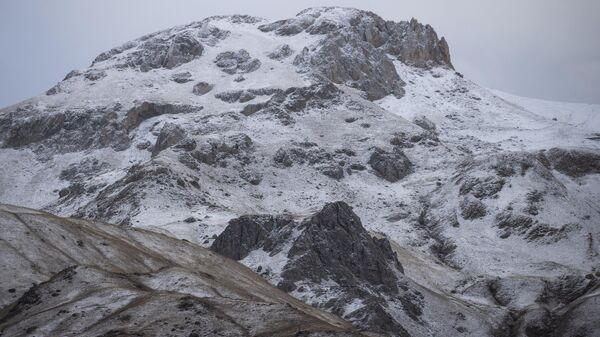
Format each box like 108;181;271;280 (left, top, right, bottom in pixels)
1;0;599;107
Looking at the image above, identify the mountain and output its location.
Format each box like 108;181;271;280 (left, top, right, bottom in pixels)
0;6;599;337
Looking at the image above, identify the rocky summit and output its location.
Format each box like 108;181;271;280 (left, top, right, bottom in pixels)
1;6;599;337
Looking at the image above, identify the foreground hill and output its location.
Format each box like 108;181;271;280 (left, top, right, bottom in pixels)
0;204;364;336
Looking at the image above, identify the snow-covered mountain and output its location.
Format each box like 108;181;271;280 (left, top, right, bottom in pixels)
1;7;598;337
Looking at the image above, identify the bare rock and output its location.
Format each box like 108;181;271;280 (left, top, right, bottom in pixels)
192;82;214;95
151;123;186;156
268;44;294;60
214;49;261;74
171;71;193;83
368;147;413;182
459;197;487;220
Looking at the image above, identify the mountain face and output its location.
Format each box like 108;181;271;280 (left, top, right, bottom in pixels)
1;6;599;337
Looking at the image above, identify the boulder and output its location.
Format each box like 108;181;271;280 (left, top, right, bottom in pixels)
151;123;186;156
171;71;193;83
368;147;413;182
192;82;214;96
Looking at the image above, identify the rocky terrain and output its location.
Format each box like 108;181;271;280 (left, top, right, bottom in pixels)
0;204;364;337
0;6;599;337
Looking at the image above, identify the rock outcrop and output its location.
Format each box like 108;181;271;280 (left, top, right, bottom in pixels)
212;202;420;336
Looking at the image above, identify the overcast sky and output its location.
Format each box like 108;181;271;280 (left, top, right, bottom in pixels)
1;0;599;107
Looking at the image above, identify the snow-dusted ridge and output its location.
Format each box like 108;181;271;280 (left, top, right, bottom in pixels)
0;6;599;337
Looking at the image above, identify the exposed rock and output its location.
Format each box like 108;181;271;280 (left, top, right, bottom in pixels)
459;176;505;199
75;161;203;226
2;112;66;148
171;71;193;83
368;147;413;182
191;133;254;166
321;165;344;180
294;34;404;101
1;107;131;153
459;197;487;220
241;102;267;116
240;170;263;185
239;91;256;103
123;101;199;131
84;69;106;81
59;158;110;182
495;211;535;239
45;83;62;95
544;148;600;177
63;70;82;80
249;82;341;124
273;148;294;167
214;49;261;74
261;7;452;68
211;201;415;335
192;81;214;95
211;214;295;260
215;90;243;103
413;116;437;131
94;31;204;72
151;123;186;156
268;44;294;60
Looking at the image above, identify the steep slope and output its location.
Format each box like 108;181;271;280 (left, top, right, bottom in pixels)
0;204;364;337
0;6;599;337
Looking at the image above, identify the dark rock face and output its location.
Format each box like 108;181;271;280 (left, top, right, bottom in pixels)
60;158;110;183
544;148;600;177
123;102;199;131
264;9;450;61
321;165;344;180
294;34;404;101
281;202;404;289
2;112;66;148
1;106;131;153
190;133;254;167
192;82;214;96
385;18;452;68
0;101;201;153
247;82;341;124
151;123;186;156
171;71;193;83
459;176;505;199
260;8;452;100
95;31;204;72
368;147;413;182
84;69;106;81
215;90;243;103
214;49;261;74
268;44;294;60
495;211;535;239
272;142;355;180
211;202;420;336
211;214;295;260
459;197;487;219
